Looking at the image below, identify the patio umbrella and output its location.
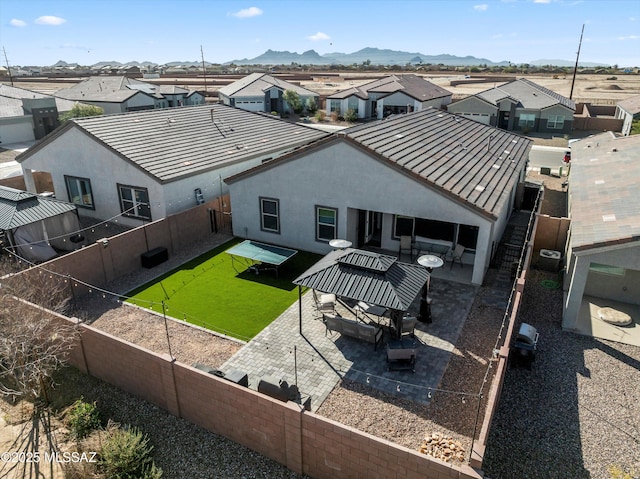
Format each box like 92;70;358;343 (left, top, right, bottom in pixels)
293;248;429;336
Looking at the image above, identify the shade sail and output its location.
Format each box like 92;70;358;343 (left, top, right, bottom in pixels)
293;248;429;312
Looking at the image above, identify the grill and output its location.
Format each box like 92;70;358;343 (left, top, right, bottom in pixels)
511;322;539;369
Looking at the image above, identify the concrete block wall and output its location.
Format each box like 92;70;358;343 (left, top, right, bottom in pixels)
533;215;570;253
16;197;223;297
30;305;483;479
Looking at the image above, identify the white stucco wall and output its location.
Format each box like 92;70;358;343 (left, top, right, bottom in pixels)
228;140;495;284
563;243;640;329
19;126;308;226
20;127;161;227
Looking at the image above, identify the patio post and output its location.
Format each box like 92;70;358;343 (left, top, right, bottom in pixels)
298;285;302;334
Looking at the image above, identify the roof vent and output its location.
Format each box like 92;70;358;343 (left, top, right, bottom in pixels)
595;180;605;185
602;214;616;222
167;118;175;124
475;185;486;192
394;134;404;139
493;163;501;169
612;148;617;152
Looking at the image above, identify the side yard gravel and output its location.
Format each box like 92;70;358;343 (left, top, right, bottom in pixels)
482;269;640;479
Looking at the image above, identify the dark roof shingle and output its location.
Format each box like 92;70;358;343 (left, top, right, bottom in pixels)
18;104;330;183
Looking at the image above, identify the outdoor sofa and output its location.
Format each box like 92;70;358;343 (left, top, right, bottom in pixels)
322;313;383;350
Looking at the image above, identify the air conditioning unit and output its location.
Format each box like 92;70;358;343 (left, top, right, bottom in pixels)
539;249;562;272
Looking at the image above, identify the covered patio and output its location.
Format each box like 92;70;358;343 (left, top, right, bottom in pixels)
293;248;430;338
219;248;478;411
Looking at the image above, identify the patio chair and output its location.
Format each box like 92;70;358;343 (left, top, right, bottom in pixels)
396;315;417;338
449;244;465;270
399;235;413;260
313;290;336;315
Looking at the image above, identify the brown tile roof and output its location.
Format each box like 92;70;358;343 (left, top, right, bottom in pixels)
569;132;640;250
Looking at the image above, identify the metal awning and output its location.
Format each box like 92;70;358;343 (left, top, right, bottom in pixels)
294;248;429;312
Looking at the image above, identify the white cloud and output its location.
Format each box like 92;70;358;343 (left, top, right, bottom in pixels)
10;18;27;27
230;7;263;18
630;17;637;21
474;4;488;11
533;0;551;3
618;35;639;40
308;32;331;41
35;15;67;25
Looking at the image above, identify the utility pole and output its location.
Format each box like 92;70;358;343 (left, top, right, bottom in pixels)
569;24;585;100
3;47;14;86
200;45;208;93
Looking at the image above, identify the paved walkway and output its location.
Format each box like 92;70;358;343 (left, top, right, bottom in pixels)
220;278;478;412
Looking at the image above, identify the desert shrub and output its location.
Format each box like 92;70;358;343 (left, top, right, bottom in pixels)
99;422;162;479
305;97;318;114
330;111;339;122
314;110;326;122
68;398;100;439
344;108;358;123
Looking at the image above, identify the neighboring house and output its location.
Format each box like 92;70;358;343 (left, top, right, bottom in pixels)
447;78;575;134
0;185;82;262
562;132;640;345
615;95;640;136
225;108;532;285
16;104;329;227
157;85;205;107
54;76;205;114
217;73;319;115
325;74;452;120
0;84;79;144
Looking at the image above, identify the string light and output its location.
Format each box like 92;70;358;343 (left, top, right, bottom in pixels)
7;205;138;249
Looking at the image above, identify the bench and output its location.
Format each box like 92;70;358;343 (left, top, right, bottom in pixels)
257;376;311;411
323;313;383;350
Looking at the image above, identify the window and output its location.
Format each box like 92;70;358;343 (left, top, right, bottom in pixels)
589;263;625;276
518;113;535;129
65;176;94;209
316;206;337;241
547;115;565;129
393;215;414;239
348;97;359;115
414;218;455;241
260;197;279;233
118;184;151;220
329;100;341;114
457;225;479;251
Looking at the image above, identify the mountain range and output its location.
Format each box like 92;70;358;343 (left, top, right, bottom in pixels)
50;47;610;69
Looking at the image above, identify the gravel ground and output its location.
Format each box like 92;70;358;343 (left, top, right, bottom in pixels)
6;169;637;477
482;269;640;479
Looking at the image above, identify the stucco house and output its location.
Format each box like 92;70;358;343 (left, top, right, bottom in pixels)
225;108;532;285
615;95;640;136
447;78;575;134
325;74;452;120
55;76;205;114
217;73;319;115
0;84;79;144
16;104;329;227
562;132;640;346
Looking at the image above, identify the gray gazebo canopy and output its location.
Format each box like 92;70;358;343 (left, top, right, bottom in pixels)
293;248;429;332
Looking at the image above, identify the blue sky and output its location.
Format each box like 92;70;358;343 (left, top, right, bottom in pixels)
1;0;638;66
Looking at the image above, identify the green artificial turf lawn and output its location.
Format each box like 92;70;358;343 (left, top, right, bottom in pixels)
126;238;320;340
